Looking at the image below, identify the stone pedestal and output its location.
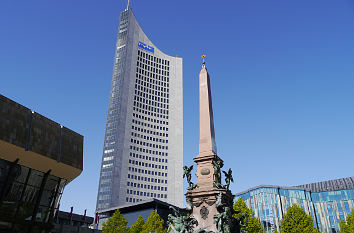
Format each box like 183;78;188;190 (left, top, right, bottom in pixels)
185;154;234;232
186;189;233;232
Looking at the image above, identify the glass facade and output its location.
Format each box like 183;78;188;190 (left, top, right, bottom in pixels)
311;189;354;233
96;10;129;211
235;178;354;233
0;158;66;232
125;49;170;204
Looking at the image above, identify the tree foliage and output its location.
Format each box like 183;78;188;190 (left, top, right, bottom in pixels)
340;209;354;233
102;209;128;233
280;204;318;233
128;215;145;233
233;198;264;233
141;210;167;233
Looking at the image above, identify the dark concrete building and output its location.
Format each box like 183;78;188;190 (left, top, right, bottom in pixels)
52;211;101;233
0;94;83;233
97;198;183;229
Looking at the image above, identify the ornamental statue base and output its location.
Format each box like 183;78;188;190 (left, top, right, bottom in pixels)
186;188;234;233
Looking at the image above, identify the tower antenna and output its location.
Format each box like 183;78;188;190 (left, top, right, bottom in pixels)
126;0;130;10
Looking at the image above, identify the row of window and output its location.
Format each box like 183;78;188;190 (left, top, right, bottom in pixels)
128;174;167;183
137;60;170;73
128;160;167;170
127;190;167;198
135;76;169;93
132;119;169;130
136;74;169;90
312;189;354;202
131;132;168;144
135;72;169;87
133;104;168;119
105;148;115;154
100;178;112;184
130;152;168;163
101;171;112;177
127;181;167;189
99;186;111;193
137;61;170;76
135;74;169;88
134;96;169;109
136;67;169;82
103;156;114;161
133;102;169;115
130;145;168;156
130;139;168;150
98;195;110;201
127;182;167;191
133;113;168;125
137;54;170;69
134;88;169;104
138;50;170;65
128;166;167;177
102;163;113;169
131;125;168;138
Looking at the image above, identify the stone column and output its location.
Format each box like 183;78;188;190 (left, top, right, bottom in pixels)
185;60;234;233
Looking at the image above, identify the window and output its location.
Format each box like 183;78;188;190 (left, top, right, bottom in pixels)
103;156;114;161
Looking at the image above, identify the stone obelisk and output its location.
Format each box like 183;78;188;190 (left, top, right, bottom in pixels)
185;56;234;233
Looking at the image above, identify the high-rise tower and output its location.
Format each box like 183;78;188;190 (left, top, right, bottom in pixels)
96;8;183;211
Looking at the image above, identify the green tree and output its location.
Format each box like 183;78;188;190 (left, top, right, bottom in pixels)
233;198;264;233
340;209;354;233
141;210;167;233
128;215;145;233
102;209;128;233
280;204;318;233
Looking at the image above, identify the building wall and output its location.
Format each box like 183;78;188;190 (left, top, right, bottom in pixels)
0;95;84;232
96;9;183;211
311;189;354;233
235;178;354;233
0;94;83;181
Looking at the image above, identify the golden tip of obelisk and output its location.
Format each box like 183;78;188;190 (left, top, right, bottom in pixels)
202;54;206;67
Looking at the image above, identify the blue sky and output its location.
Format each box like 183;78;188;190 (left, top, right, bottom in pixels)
1;0;354;216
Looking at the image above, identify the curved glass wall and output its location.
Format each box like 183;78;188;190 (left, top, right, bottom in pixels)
312;189;354;233
0;158;65;232
236;186;354;233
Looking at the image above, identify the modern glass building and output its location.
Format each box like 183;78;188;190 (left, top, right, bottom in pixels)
0;94;83;232
96;7;183;212
235;177;354;233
